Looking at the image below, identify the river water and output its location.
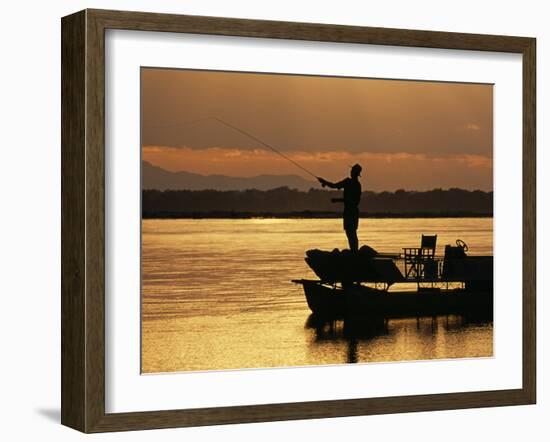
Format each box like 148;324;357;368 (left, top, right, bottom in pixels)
141;218;493;373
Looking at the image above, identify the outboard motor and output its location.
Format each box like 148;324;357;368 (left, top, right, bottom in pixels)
441;239;468;280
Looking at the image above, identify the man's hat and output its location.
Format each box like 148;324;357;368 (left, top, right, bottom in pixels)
351;163;362;176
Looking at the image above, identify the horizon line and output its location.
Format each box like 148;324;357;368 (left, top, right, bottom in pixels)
142;187;493;194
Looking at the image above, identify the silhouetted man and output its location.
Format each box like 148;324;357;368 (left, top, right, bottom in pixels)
318;164;363;252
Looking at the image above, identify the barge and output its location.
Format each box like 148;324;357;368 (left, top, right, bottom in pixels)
293;238;493;319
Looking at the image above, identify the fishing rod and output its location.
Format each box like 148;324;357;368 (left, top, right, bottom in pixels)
211;117;319;180
145;116;320;180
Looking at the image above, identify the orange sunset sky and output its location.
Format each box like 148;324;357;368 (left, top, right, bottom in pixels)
141;68;493;191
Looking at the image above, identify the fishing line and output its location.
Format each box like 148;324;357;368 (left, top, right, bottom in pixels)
145;116;320;180
145;119;324;317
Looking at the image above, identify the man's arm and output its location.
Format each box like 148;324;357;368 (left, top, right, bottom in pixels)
317;177;347;189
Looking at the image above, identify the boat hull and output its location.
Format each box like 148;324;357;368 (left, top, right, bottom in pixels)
295;280;493;319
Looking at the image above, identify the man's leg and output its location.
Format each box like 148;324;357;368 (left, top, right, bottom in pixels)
346;228;359;252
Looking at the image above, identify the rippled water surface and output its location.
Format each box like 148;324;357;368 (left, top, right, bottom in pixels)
142;218;493;373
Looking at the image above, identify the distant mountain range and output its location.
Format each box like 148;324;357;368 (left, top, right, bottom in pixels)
142;161;316;191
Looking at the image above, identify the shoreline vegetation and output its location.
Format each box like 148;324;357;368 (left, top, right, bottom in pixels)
142;187;493;219
142;211;493;219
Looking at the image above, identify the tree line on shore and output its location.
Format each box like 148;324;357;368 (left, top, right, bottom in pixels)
142;187;493;217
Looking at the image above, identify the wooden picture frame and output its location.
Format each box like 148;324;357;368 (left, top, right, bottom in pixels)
61;9;536;433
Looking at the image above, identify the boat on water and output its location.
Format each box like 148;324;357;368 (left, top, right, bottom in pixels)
293;238;493;319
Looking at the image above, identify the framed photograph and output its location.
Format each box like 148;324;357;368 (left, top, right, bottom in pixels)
61;9;536;433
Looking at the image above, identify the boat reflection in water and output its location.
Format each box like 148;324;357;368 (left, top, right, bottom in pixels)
304;313;493;365
305;314;388;364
